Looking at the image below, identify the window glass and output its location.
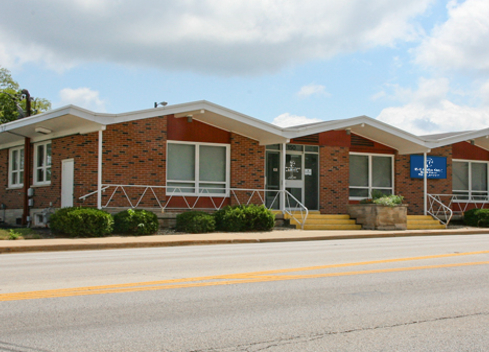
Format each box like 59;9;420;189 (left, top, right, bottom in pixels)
471;163;487;191
453;162;469;191
305;145;319;152
199;184;226;194
167;182;195;194
199;145;226;182
167;144;195;181
372;156;392;187
37;144;44;167
12;150;18;171
46;143;52;166
349;155;368;187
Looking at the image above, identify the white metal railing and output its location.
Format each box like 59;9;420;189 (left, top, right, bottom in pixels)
427;194;453;226
430;193;489;217
79;185;309;229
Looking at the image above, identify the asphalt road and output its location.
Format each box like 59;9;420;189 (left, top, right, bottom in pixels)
1;235;489;351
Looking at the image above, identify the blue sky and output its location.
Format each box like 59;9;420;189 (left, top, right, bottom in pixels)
2;0;489;135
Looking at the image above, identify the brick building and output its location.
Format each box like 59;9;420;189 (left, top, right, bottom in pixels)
1;100;488;226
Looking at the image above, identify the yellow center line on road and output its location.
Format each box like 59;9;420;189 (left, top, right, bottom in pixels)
2;250;489;302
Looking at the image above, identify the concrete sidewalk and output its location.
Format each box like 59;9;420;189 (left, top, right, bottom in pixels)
1;227;489;254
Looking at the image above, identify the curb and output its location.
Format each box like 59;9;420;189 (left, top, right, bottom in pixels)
1;229;489;254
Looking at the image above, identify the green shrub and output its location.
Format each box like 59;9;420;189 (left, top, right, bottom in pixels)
176;211;216;233
373;195;404;207
8;229;23;240
113;209;159;236
49;207;114;237
215;205;275;232
464;208;489;227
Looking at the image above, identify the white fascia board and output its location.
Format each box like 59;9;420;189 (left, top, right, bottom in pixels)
0;105;108;133
425;128;489;149
109;100;286;134
283;115;429;153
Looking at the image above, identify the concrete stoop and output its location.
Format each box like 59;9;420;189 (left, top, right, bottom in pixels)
283;211;362;230
407;215;446;230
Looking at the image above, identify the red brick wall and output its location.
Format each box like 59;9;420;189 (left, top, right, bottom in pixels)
101;116;167;208
395;146;452;215
319;146;349;214
230;133;265;205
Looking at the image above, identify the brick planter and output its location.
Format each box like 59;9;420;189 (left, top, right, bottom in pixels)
347;204;408;231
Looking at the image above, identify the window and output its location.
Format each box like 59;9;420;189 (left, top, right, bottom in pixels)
453;160;488;201
167;141;229;196
349;153;394;198
34;141;52;185
9;146;24;188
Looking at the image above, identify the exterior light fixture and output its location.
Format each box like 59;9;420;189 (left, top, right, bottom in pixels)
186;115;193;123
35;127;52;135
154;101;168;108
345;128;351;135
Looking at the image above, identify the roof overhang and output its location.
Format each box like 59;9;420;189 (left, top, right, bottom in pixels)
110;100;289;145
0;106;106;149
282;116;430;155
424;129;489;151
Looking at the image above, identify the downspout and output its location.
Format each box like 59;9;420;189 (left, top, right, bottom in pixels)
22;137;31;225
21;90;32;226
424;152;428;216
97;130;103;209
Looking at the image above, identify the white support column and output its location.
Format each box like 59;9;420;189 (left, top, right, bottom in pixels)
280;143;286;212
97;129;103;210
424;152;428;215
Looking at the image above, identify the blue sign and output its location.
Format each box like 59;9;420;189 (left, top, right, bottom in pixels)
410;155;447;179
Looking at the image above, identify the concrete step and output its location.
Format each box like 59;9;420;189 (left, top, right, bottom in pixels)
407;215;435;220
407;215;446;230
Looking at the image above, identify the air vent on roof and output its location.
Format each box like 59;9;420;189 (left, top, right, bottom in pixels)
292;134;319;144
351;134;374;147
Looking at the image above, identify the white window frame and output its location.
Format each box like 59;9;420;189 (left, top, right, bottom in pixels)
166;141;230;197
33;141;52;186
8;146;24;188
452;159;489;202
349;152;395;200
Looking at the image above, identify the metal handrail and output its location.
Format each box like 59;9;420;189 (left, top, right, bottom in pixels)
429;194;489;215
79;185;309;229
427;194;453;226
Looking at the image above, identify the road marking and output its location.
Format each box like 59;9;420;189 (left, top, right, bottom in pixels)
2;250;489;302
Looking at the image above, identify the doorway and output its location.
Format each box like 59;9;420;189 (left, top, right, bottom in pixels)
266;144;319;210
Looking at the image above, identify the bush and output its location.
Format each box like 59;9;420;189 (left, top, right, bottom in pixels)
373;195;404;207
176;211;216;233
113;209;159;236
49;207;114;237
464;208;489;227
215;205;275;232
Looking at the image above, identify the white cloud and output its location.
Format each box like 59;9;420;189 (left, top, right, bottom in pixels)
272;113;322;127
0;0;433;76
59;88;106;112
298;84;330;98
415;0;489;73
376;77;489;135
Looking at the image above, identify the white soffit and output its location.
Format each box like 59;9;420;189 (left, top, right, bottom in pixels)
0;110;106;149
283;116;429;155
424;128;489;151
